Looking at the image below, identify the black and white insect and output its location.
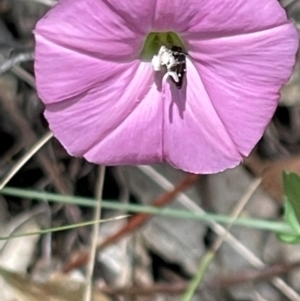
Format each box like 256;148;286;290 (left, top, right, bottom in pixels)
170;46;186;89
152;45;187;89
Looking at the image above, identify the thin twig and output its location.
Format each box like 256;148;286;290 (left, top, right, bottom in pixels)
19;0;57;6
100;260;300;296
181;178;260;301
83;165;106;301
0;52;35;88
11;66;36;88
0;215;129;240
139;166;300;301
0;93;72;195
255;290;269;301
0;131;53;190
0;91;82;226
0;52;34;75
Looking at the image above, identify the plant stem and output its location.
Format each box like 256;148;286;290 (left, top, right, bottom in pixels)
0;187;294;235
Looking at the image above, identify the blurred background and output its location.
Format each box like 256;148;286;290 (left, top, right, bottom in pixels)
1;0;300;300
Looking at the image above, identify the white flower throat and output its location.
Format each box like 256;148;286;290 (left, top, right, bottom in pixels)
152;45;187;89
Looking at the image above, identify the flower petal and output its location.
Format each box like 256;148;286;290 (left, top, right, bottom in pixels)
163;58;242;174
85;83;163;165
189;23;298;156
150;0;289;36
34;0;144;62
44;62;163;163
94;0;155;35
35;35;137;104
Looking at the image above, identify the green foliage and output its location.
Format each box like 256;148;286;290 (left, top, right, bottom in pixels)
277;200;300;243
283;172;300;223
278;172;300;243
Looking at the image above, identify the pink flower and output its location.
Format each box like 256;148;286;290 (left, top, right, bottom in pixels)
34;0;298;173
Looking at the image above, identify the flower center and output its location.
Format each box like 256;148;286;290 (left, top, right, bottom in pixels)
140;31;186;60
140;32;187;89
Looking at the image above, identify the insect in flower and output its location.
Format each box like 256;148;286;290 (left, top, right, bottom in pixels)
170;46;186;89
152;45;186;89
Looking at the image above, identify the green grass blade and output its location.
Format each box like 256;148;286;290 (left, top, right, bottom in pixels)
0;215;129;240
0;187;294;235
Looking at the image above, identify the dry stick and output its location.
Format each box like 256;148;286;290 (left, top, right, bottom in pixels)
139;166;300;301
181;178;260;301
215;261;300;287
0;131;53;190
61;173;199;273
0;53;82;227
100;260;300;297
23;0;57;6
1;141;24;164
0;95;72;194
0;53;35;89
0;52;34;75
0;93;82;224
10;66;36;88
83;166;106;301
255;290;269;301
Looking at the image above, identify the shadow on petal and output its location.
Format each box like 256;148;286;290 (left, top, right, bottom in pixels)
168;77;187;122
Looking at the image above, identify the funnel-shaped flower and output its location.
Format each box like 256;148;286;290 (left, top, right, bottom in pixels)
34;0;298;173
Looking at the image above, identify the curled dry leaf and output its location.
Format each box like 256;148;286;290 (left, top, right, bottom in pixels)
0;266;110;301
262;155;300;202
